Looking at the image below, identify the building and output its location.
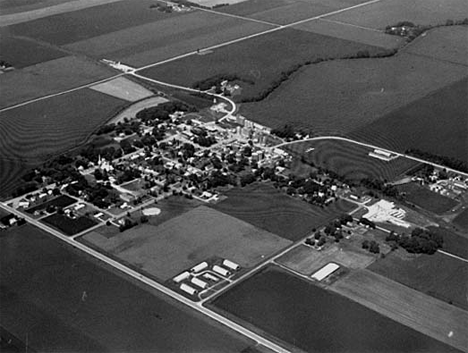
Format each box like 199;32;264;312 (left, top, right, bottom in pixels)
173;271;190;283
191;262;208;273
191;277;208;289
213;265;230;277
180;283;197;295
222;259;240;271
311;263;340;281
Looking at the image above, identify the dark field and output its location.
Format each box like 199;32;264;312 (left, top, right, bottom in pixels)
5;0;180;46
26;195;76;214
428;226;468;258
453;208;468;231
398;183;459;214
0;224;253;352
369;251;468;311
283;139;419;182
212;182;355;241
42;213;98;236
0;89;125;197
352;77;468;162
140;28;382;101
240;53;467;158
0;56;117;109
0;32;67;68
210;266;459;353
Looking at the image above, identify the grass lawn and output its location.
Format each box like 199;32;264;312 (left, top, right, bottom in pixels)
25;195;76;214
284;139;419;183
398;183;459;214
369;250;468;311
42;213;98;236
212;182;356;241
452;208;468;231
80;206;290;280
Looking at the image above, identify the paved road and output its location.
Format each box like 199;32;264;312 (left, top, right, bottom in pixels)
0;202;289;353
275;136;468;177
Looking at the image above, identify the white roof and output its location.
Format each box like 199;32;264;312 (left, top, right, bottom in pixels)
311;263;340;281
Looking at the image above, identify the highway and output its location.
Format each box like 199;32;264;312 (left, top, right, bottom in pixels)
0;201;290;353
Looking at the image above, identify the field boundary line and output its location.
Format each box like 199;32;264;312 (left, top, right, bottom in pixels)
438;250;468;263
135;0;382;72
0;73;123;114
404;51;468;68
318;18;383;32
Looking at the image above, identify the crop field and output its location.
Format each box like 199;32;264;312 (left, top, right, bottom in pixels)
406;26;468;66
427;226;468;258
5;0;177;44
65;11;273;67
277;243;375;275
0;56;117;109
369;250;468;311
0;0;78;14
240;51;467;139
293;18;403;49
90;77;153;102
326;0;468;30
0;89;125;197
453;208;468;231
212;182;356;241
330;268;468;352
351;77;468;161
141;28;382;101
81;206;290;280
283;139;419;182
0;32;67;68
0;224;253;352
398;183;459;214
211;265;458;353
42;213;98;236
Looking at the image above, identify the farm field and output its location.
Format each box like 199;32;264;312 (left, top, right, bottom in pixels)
0;0;77;14
277;243;375;275
211;182;356;241
107;95;169;124
42;213;98;236
351;77;468;161
210;265;459;353
141;28;382;102
405;26;468;66
427;226;468;258
90;77;153;102
283;139;419;182
0;32;67;68
0;89;126;197
398;183;459;214
0;224;253;352
293;18;403;49
65;10;273;67
326;0;468;30
80;206;290;281
330;268;468;352
0;56;117;109
240;51;467;139
453;208;468;231
368;250;468;311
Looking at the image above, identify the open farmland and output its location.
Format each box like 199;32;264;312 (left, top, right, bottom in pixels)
80;206;290;280
0;0;78;15
369;250;468;311
240;50;467;138
405;26;468;66
0;89;125;197
351;77;468;161
141;28;383;101
0;224;254;352
90;77;153;102
398;183;459;214
211;182;355;241
453;208;468;231
330;269;468;352
0;56;117;109
326;0;468;30
283;139;419;182
211;265;459;353
0;31;67;68
65;10;273;67
427;226;468;258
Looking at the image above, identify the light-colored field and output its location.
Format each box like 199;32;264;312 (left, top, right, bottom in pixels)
81;206;291;280
294;18;403;49
107;95;169;124
406;26;468;66
0;56;116;109
330;269;468;352
277;244;375;275
0;0;125;26
90;77;153;102
191;0;247;6
327;0;468;30
65;10;273;67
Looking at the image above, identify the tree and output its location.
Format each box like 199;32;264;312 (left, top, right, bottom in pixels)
362;240;370;249
369;241;380;254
